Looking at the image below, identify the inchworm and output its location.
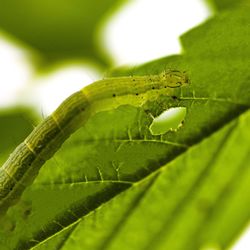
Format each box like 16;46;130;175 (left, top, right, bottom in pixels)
0;70;189;216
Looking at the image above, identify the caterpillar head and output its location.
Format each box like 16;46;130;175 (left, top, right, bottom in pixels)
160;70;189;88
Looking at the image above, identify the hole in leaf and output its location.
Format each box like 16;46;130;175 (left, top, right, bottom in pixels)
149;107;186;135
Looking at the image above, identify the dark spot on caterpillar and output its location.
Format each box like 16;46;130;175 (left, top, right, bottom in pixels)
10;222;16;232
152;87;155;90
112;94;116;97
133;79;136;82
23;207;32;219
172;96;177;100
164;86;167;88
3;219;16;233
135;93;139;96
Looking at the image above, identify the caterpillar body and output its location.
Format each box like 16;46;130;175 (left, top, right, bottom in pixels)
0;70;189;216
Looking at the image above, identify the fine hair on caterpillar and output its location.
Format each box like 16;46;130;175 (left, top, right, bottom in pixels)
0;69;189;217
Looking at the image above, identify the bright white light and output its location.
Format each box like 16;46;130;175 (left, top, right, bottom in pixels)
102;0;211;65
149;107;187;135
24;66;100;116
230;226;250;250
0;38;33;107
0;37;100;116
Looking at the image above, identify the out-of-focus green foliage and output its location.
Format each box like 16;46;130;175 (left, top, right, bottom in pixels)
0;4;249;250
206;0;250;11
0;0;126;68
0;109;39;166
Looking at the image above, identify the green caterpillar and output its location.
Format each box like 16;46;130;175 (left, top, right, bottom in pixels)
0;70;189;216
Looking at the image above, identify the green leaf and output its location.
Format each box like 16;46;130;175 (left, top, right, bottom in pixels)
36;110;250;250
0;0;125;68
0;5;249;250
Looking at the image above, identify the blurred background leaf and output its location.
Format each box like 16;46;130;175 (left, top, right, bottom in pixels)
0;109;39;166
206;0;250;11
0;0;127;69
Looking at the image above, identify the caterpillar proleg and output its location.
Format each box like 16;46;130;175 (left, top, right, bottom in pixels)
0;70;189;216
